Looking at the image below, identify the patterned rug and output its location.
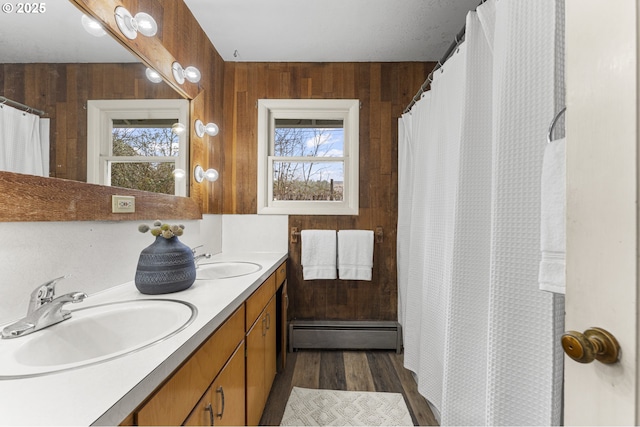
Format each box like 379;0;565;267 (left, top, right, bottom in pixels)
280;387;414;426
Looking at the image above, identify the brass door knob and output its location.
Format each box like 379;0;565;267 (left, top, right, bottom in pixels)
561;327;620;364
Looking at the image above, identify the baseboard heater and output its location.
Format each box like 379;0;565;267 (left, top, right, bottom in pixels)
289;320;402;353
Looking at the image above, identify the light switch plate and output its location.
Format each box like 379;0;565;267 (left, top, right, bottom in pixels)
112;195;135;213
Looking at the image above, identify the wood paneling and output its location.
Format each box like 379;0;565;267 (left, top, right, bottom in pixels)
0;63;180;182
0;171;200;222
223;62;433;321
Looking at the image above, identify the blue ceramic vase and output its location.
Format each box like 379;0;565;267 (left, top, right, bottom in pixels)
135;235;196;294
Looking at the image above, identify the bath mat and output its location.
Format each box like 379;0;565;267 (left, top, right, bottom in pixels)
280;387;413;426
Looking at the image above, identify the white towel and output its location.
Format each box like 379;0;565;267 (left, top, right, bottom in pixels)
301;230;337;280
539;137;566;294
338;230;374;281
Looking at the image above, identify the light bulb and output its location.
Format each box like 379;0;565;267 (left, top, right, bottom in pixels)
171;123;186;135
173;169;186;179
194;119;219;137
81;14;106;37
134;12;157;37
115;6;158;40
194;165;219;183
204;123;219;136
204;169;219;182
184;66;201;83
145;68;163;83
172;62;201;85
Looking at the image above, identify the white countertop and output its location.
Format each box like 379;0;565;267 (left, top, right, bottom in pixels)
0;251;287;426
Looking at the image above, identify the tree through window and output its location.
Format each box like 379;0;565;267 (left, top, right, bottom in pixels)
257;99;359;215
111;120;179;195
273;119;344;201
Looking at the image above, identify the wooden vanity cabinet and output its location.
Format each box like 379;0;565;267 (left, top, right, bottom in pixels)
121;260;288;427
134;306;245;426
245;272;277;426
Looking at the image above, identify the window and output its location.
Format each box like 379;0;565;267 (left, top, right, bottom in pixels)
257;99;359;215
87;99;189;196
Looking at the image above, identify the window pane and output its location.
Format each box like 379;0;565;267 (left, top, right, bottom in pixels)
112;119;179;157
272;161;344;201
274;119;344;158
110;162;175;195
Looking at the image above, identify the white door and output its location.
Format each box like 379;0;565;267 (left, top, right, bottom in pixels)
564;0;639;424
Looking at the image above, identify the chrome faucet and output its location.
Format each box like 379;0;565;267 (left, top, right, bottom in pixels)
2;276;87;339
191;245;212;268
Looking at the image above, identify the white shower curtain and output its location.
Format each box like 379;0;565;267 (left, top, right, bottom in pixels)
397;1;563;425
0;104;49;176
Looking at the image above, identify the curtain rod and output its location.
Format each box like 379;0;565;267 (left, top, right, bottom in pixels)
0;96;46;116
403;1;485;114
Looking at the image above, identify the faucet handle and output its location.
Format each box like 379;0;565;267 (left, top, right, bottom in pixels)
28;275;68;314
191;245;204;255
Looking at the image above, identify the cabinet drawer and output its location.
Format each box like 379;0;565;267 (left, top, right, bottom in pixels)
275;261;287;289
136;305;245;426
245;273;276;330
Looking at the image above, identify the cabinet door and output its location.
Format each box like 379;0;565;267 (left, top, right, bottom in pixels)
183;342;245;426
264;296;277;395
212;341;246;426
183;388;215;427
136;306;245;426
246;313;267;426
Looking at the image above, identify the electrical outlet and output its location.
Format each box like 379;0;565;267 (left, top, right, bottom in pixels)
112;195;135;213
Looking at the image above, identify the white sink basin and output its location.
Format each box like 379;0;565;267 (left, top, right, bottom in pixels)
196;261;262;280
0;299;196;379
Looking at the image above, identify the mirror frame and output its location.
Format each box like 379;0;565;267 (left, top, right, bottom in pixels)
0;0;203;222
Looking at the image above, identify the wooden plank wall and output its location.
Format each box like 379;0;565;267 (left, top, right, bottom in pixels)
0;63;180;182
223;62;433;321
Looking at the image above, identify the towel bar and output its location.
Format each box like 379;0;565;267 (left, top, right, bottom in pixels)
290;226;383;244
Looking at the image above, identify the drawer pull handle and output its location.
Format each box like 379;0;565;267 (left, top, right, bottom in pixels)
205;403;214;426
266;312;271;330
216;386;225;418
262;317;267;336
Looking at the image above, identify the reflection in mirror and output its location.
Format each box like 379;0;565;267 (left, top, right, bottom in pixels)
0;0;182;183
0;0;201;222
86;99;190;196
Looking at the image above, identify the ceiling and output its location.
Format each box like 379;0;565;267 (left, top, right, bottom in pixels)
0;0;478;64
183;0;480;62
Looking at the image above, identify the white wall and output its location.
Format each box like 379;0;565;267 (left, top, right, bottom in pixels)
0;214;289;325
222;214;288;253
0;214;222;325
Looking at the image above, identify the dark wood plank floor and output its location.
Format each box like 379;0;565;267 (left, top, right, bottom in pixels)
260;350;439;426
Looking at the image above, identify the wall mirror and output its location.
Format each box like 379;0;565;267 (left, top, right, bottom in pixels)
0;0;201;221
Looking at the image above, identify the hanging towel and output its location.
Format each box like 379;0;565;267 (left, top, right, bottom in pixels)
337;230;374;281
539;137;566;294
301;230;337;280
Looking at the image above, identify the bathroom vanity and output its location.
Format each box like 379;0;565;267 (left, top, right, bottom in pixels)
0;252;287;426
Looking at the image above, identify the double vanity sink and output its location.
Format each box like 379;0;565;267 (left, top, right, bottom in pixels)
0;253;286;426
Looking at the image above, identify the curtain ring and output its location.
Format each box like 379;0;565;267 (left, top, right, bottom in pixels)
547;107;567;144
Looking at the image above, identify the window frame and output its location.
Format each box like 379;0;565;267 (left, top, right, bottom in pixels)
257;99;359;215
86;99;189;196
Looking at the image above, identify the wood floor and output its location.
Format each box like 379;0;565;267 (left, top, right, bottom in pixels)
259;350;439;426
